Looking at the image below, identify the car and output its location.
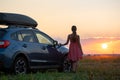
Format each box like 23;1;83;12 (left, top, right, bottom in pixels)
0;12;70;74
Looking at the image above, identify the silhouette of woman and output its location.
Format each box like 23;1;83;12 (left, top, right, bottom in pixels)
62;25;83;72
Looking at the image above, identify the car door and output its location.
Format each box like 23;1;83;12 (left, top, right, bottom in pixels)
34;31;60;66
16;30;46;68
18;30;50;68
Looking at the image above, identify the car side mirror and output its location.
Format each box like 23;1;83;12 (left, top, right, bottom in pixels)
53;40;58;46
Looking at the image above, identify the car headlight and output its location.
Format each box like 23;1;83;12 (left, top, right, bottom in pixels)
57;46;69;54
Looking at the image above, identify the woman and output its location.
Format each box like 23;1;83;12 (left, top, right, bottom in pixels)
62;25;83;72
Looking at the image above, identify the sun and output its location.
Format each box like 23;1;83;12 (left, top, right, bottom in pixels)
101;43;108;49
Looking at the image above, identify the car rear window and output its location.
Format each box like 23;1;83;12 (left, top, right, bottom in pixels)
0;30;6;38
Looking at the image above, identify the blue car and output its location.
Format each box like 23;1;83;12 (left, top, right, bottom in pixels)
0;13;69;74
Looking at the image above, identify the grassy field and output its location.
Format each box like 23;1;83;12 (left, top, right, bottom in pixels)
0;55;120;80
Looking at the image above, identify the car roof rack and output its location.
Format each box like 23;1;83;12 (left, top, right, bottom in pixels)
0;12;38;28
7;25;37;29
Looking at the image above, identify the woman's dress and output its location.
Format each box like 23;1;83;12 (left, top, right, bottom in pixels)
67;35;83;62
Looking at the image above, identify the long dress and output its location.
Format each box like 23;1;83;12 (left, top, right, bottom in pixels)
67;35;83;62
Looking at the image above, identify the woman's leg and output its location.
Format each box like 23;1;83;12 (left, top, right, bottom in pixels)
72;61;79;72
75;61;79;72
71;61;77;72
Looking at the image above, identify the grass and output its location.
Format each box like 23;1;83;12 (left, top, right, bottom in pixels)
0;55;120;80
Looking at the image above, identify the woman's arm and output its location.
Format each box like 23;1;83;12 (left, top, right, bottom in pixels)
62;35;70;45
78;35;83;55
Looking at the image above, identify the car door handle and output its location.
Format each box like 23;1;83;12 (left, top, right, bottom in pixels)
41;46;46;50
22;44;27;48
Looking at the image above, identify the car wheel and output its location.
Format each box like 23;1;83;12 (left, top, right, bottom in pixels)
13;57;28;74
58;57;72;72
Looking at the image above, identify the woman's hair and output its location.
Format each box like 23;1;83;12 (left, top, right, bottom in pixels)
71;25;77;32
71;25;77;42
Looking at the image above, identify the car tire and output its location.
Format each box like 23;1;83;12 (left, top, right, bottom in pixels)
58;57;72;72
13;57;28;74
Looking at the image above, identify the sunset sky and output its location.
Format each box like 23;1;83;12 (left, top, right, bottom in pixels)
0;0;120;54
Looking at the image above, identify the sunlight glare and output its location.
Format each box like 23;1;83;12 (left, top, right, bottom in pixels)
102;43;108;49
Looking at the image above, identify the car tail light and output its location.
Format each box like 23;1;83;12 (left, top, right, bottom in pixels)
0;40;10;48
